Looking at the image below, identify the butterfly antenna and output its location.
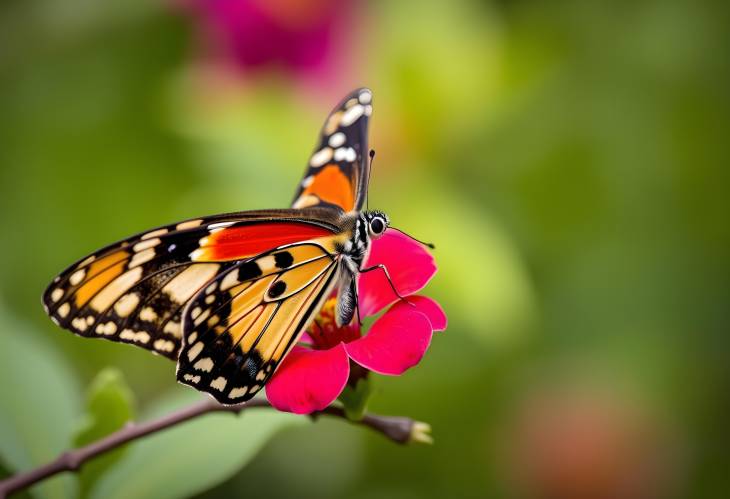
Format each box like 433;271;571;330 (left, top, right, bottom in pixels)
389;226;436;250
366;149;375;211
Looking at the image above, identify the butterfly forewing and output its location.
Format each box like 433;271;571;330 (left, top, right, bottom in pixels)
43;212;342;359
292;88;372;212
177;241;342;403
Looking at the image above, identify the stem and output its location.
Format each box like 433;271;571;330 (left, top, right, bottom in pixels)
0;399;422;498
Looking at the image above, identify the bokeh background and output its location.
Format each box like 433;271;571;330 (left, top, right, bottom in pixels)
1;0;729;498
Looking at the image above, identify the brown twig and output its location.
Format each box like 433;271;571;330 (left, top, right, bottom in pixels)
0;398;430;498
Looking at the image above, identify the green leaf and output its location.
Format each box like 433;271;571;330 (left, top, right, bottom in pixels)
0;302;81;499
338;378;373;421
89;389;303;499
74;368;135;498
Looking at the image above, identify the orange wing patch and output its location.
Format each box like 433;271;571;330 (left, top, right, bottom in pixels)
292;88;372;212
293;165;355;210
73;250;130;308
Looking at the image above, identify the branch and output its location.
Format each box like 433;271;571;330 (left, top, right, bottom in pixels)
0;398;431;498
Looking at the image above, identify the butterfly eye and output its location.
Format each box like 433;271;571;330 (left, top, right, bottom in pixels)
370;217;385;235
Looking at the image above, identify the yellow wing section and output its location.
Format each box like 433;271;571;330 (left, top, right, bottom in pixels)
176;241;341;404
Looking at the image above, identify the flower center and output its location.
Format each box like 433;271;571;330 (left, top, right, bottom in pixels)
305;298;361;350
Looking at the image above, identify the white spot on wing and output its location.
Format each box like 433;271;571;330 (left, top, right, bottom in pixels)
163;321;181;337
57;303;70;318
194;357;214;372
358;90;372;104
309;147;333;167
210;376;227;391
114;293;140;317
341;104;364;126
193;308;211;326
139;307;157;322
142;228;168;240
77;255;95;268
220;271;240;291
96;321;117;336
133;238;160;252
257;255;276;272
229;387;248;399
163;264;220;303
129;248;155;268
153;339;175;352
292;194;320;209
176;219;203;230
328;132;346;147
72;317;88;332
51;288;64;303
208;221;235;231
187;341;204;361
120;329;150;343
69;269;86;286
334;147;356;163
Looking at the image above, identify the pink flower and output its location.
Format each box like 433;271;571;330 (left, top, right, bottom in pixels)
266;230;447;414
181;0;355;79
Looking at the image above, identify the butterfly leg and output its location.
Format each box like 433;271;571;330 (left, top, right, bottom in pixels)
353;280;363;326
358;264;415;307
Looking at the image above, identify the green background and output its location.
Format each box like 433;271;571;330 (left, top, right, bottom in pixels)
1;0;728;498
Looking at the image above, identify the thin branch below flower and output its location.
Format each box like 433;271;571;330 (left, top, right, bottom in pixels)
0;398;428;499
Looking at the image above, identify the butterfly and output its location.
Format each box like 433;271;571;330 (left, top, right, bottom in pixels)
42;88;403;404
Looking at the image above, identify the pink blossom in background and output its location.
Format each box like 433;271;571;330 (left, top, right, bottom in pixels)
180;0;357;83
266;230;447;414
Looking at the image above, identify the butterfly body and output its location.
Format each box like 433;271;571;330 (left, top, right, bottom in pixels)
43;88;393;404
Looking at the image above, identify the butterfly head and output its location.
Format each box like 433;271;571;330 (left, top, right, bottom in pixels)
363;210;389;239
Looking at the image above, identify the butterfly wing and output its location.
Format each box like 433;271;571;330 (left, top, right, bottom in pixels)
292;88;373;213
43;210;341;358
176;241;341;403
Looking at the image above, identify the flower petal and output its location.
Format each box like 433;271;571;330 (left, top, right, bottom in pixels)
406;296;447;331
266;344;349;414
345;305;433;376
358;229;437;316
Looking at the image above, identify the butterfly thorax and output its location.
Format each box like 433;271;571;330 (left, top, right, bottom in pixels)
334;210;389;326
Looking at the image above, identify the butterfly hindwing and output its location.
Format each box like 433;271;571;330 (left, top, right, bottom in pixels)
292;88;372;213
43;211;341;358
177;240;342;403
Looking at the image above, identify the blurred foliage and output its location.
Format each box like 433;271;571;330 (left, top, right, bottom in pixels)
89;390;301;499
0;302;80;499
1;0;729;498
73;369;135;498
